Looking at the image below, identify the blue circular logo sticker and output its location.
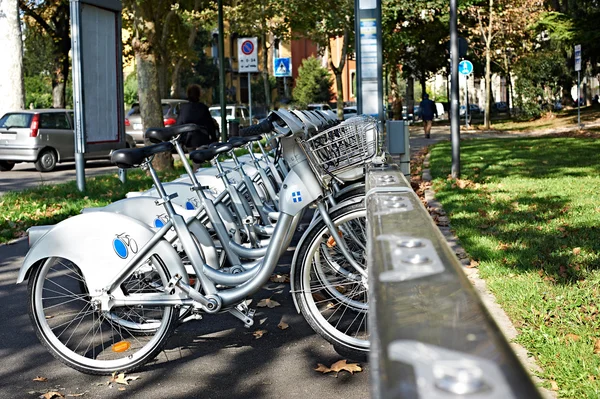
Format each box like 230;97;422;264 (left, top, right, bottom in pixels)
185;201;195;210
154;218;165;228
113;238;128;259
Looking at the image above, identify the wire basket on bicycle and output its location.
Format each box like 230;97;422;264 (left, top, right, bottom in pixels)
298;116;378;186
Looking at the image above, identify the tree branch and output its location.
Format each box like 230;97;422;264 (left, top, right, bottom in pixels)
18;0;56;37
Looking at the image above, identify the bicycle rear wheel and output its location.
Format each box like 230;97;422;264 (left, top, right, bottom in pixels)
28;256;177;375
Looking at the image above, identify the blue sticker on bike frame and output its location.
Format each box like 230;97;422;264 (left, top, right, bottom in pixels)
185;201;195;210
154;218;165;228
292;191;302;203
113;237;128;259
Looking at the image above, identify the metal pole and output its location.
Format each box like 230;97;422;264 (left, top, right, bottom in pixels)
450;0;460;178
70;0;86;192
283;76;288;98
465;75;469;128
577;70;581;128
217;0;227;141
248;72;253;124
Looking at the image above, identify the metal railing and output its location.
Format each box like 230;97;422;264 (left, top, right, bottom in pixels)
366;163;542;399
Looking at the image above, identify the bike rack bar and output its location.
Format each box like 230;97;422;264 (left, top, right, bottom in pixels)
366;163;542;399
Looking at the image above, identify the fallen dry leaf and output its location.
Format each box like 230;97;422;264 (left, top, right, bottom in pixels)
573;247;581;255
253;329;267;339
41;392;64;399
109;372;140;386
314;363;331;373
33;376;48;382
278;320;289;330
329;359;362;374
257;298;280;308
315;359;362;375
594;339;600;354
565;333;580;342
467;260;479;269
269;274;290;283
550;380;559;391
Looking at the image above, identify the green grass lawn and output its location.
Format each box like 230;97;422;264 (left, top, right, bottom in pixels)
429;137;600;398
0;167;184;243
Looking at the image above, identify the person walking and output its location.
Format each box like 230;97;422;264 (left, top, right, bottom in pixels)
419;93;437;139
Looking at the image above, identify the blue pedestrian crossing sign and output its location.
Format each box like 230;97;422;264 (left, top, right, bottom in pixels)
459;60;473;76
274;57;292;77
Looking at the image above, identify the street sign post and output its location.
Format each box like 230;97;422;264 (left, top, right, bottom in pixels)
458;60;473;128
355;0;383;123
238;38;258;124
274;57;292;101
575;44;582;128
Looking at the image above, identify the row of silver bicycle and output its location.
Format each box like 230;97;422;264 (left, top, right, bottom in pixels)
17;108;382;375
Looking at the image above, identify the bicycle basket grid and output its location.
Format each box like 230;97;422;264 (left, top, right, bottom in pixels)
299;118;377;184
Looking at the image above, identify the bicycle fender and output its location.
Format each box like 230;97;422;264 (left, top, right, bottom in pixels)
17;212;188;293
289;196;364;313
90;197;220;269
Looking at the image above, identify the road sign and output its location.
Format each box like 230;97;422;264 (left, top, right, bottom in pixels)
274;57;292;77
458;60;473;76
575;44;581;71
238;37;258;73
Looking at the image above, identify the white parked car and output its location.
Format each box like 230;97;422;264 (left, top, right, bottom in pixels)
209;105;250;134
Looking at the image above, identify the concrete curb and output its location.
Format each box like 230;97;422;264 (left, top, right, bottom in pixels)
0;236;26;249
420;151;556;399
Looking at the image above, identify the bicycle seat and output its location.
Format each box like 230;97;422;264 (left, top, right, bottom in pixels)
145;124;201;143
230;135;262;144
190;143;233;163
111;142;174;169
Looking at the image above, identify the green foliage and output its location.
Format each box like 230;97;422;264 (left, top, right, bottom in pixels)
124;72;138;107
179;30;219;97
292;57;332;108
24;76;52;109
513;51;568;119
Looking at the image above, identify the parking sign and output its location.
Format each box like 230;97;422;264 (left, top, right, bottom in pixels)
238;38;258;73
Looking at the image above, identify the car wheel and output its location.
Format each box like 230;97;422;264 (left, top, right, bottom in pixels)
0;161;15;171
35;149;57;172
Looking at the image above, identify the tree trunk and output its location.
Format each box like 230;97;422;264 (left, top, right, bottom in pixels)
407;77;414;116
0;0;24;115
261;32;271;108
420;74;426;96
137;52;172;170
390;66;402;120
131;1;172;171
52;2;71;108
171;60;183;98
484;48;491;128
328;31;349;120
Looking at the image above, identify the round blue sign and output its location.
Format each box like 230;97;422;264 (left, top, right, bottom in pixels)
113;238;128;259
241;40;254;55
459;60;473;76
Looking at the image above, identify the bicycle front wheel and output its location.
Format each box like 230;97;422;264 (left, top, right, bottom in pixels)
28;256;178;375
293;201;369;357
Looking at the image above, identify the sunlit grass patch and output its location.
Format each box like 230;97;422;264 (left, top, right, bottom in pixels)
430;137;600;397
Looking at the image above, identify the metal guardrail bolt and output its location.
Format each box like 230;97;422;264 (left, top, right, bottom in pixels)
378;174;398;183
396;239;424;248
433;361;487;395
400;254;431;265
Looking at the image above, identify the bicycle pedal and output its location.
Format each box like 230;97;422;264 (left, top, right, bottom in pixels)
229;303;256;328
